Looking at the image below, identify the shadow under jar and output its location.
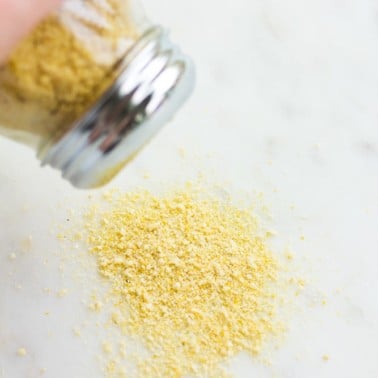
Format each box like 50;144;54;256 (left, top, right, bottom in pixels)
0;0;195;188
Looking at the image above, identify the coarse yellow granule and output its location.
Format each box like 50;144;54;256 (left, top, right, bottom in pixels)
8;253;17;260
17;347;27;357
57;289;68;298
21;235;33;252
73;327;82;337
83;188;286;377
103;341;113;354
90;300;104;312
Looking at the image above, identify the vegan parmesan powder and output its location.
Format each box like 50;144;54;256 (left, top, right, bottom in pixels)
0;0;138;146
71;185;299;378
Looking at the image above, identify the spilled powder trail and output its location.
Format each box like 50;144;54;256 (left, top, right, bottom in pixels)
64;185;301;377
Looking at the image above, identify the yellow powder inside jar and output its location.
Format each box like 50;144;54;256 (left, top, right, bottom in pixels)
82;187;291;377
0;0;138;146
1;16;109;137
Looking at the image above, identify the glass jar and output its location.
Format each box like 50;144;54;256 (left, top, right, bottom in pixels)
0;0;194;188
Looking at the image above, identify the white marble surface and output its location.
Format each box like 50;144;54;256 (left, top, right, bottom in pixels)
1;0;378;377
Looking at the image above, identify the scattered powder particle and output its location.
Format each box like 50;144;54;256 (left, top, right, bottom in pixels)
300;235;305;241
17;348;27;357
265;230;276;238
79;187;297;377
21;235;33;252
297;278;306;288
57;289;68;297
40;368;47;375
119;342;127;358
285;252;294;261
178;147;187;158
73;327;82;337
102;190;117;202
103;342;113;354
322;355;329;362
57;233;66;241
72;232;84;241
105;360;128;378
8;253;17;260
89;301;103;312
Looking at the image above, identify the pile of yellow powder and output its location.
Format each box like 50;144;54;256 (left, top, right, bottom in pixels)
81;187;289;377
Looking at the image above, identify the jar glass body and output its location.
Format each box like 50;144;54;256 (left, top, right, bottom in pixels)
0;0;150;148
